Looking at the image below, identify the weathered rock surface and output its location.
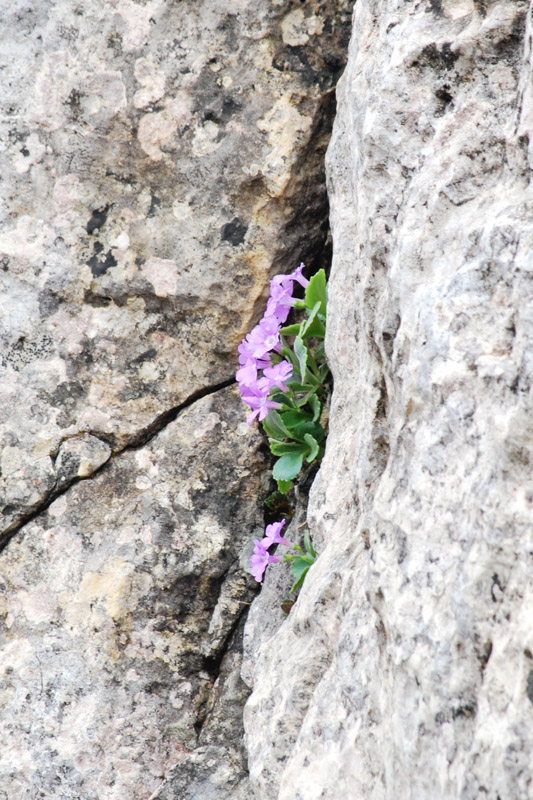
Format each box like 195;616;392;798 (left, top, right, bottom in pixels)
244;1;533;798
0;1;355;798
0;386;266;799
0;0;353;538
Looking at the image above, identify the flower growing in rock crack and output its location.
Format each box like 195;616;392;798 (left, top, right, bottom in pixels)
243;316;282;360
241;384;282;424
250;538;282;582
265;283;295;324
235;359;258;388
237;262;313;426
249;520;294;582
270;262;309;290
258;360;293;393
290;262;309;288
265;264;309;323
263;519;291;547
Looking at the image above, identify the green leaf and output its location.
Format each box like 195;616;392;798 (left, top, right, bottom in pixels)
281;409;312;428
273;451;304;482
276;479;292;494
280;323;301;336
303;529;316;558
269;441;308;457
289;558;312;593
303;433;319;463
280;339;299;369
302;315;326;339
289;421;324;444
304;269;327;317
294;336;308;381
308;394;321;422
283;382;315;393
300;301;326;340
299;302;320;337
262;410;292;440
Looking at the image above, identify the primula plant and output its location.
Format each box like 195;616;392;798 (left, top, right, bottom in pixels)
237;262;329;589
237;263;329;494
250;520;316;593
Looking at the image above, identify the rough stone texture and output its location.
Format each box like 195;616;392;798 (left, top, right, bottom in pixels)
150;617;251;800
0;386;266;799
0;2;355;797
244;2;533;798
0;0;353;538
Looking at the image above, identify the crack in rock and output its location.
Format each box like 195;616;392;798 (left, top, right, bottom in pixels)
0;376;236;551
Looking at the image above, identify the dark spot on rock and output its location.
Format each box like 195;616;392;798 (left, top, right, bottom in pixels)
492;11;526;65
222;96;242;119
435;86;453;115
21;146;30;157
79;339;94;365
38;290;62;318
203;109;219;123
86;204;110;235
411;42;459;71
83;291;114;307
131;348;157;364
220;217;247;246
0;256;9;271
440;43;459;69
117;381;157;402
427;0;443;14
87;249;117;276
382;329;396;358
49;381;85;409
55;451;81;487
148;195;161;217
491;573;504;602
324;52;342;72
452;702;476;720
526;670;533;705
273;46;317;86
478;640;493;672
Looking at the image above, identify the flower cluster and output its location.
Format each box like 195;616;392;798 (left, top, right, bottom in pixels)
250;519;317;590
249;520;291;582
236;264;309;424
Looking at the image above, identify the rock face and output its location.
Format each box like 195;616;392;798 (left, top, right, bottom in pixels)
244;1;533;798
0;1;354;798
0;387;266;799
0;0;353;540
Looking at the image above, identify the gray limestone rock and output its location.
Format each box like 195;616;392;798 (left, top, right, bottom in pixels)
244;1;533;798
0;0;353;539
0;1;355;798
0;387;265;799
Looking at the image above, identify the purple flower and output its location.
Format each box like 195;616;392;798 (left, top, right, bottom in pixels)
238;338;257;365
250;539;282;582
241;385;282;424
263;520;291;548
236;359;258;389
258;360;293;393
265;293;293;324
269;263;308;291
244;316;282;360
290;262;309;288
